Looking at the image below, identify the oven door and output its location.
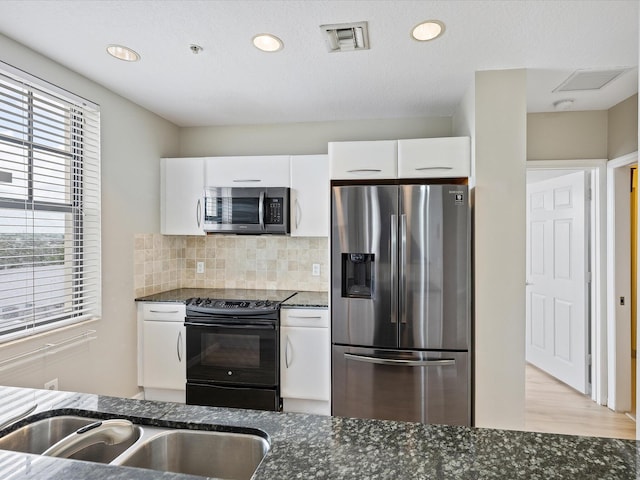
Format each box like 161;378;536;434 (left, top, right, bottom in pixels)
185;319;278;387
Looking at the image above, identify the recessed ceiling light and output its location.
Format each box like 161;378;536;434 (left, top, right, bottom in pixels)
106;44;140;62
411;20;445;42
252;34;283;52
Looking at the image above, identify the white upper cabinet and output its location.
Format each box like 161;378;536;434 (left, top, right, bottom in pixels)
161;157;205;236
205;155;290;187
329;140;397;180
397;137;470;178
290;155;329;237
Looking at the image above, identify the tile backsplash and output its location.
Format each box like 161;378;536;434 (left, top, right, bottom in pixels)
134;234;329;297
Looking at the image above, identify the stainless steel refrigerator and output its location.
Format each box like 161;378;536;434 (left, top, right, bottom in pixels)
331;183;471;426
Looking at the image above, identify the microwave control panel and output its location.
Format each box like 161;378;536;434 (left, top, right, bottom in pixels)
265;197;283;224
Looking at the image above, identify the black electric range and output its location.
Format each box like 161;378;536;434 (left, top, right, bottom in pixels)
183;290;296;411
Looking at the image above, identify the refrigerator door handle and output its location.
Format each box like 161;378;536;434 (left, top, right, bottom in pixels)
399;213;407;324
390;214;398;324
344;353;455;367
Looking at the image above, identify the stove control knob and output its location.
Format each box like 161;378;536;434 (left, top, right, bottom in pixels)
228;371;232;376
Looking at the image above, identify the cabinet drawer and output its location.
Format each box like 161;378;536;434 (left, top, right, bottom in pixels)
281;308;329;327
329;140;397;180
141;303;185;321
398;137;470;178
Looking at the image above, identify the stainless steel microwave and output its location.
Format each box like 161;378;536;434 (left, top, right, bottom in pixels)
202;187;290;234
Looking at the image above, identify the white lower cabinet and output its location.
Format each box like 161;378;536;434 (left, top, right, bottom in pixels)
280;308;330;415
137;302;186;403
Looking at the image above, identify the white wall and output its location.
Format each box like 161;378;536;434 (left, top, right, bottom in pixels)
473;69;527;429
0;34;180;397
179;117;452;156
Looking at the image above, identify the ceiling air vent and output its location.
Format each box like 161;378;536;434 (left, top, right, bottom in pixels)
553;68;630;92
320;21;370;52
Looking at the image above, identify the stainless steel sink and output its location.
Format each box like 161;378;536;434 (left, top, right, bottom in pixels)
0;414;270;480
0;415;142;463
115;429;270;479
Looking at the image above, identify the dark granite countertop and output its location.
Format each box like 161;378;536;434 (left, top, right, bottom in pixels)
281;291;328;308
136;288;328;308
0;385;637;479
135;288;297;303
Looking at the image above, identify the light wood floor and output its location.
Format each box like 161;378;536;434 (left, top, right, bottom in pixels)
524;363;637;440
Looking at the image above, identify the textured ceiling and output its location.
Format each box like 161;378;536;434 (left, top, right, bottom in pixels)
0;0;636;127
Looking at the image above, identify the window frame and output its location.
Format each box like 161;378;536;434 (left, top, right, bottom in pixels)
0;62;101;342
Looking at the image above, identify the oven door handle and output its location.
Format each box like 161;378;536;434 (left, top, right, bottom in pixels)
185;321;276;330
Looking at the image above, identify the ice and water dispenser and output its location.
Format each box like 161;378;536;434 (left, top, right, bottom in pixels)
341;253;374;299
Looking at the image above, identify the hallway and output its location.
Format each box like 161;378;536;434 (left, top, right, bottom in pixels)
524;363;636;440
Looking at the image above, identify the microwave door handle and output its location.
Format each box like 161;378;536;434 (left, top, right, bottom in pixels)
259;191;265;231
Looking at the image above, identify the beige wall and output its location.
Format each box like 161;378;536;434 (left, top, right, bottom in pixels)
179;117;452;156
527;111;608;160
474;69;527;429
608;94;638;160
0;34;180;398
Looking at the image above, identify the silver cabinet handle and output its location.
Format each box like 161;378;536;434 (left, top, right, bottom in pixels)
285;335;292;368
288;315;322;320
347;169;382;174
295;199;302;229
177;331;183;362
399;214;407;324
149;309;180;314
390;214;398;325
344;353;455;367
415;166;453;171
196;198;202;228
258;191;265;231
233;179;261;182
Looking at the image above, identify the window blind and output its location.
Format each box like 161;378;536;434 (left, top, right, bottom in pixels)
0;63;101;341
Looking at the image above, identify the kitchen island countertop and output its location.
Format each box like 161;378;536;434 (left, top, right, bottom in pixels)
0;385;636;480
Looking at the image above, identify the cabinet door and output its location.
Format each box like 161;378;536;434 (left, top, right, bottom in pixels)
397;137;470;178
290;155;329;237
205;156;290;187
281;325;330;401
161;157;205;235
142;321;186;390
329;140;397;180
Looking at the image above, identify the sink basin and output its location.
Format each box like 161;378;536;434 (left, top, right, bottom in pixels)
116;429;269;480
0;415;142;463
0;414;270;479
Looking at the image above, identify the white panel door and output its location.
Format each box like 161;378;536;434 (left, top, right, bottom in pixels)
161;157;205;235
526;171;588;393
290;154;329;237
142;320;186;390
281;325;330;401
205;156;290;187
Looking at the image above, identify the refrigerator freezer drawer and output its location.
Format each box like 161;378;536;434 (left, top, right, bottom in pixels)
332;346;470;426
